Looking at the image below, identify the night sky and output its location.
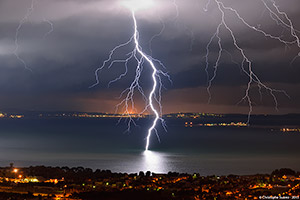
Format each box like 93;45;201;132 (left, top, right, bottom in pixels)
0;0;299;114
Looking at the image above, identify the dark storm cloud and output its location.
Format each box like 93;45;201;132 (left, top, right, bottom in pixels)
0;0;299;114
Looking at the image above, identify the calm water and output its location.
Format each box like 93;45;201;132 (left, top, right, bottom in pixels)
0;118;299;175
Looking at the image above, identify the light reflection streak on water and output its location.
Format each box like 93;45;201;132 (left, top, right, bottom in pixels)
142;150;167;173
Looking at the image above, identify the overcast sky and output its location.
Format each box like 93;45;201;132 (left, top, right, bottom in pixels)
0;0;299;114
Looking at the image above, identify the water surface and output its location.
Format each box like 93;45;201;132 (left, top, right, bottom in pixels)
0;118;299;175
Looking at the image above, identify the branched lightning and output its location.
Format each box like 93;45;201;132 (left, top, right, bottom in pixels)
43;18;54;39
149;19;165;56
171;0;179;20
90;9;170;150
205;23;222;104
262;0;300;65
172;0;195;51
13;0;54;71
14;0;36;72
203;0;298;123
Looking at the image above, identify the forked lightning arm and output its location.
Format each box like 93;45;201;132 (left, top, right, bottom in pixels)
14;0;54;71
14;0;36;72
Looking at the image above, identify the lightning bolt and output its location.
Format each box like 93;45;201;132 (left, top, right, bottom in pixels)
171;0;179;20
172;0;195;51
261;0;300;65
43;18;54;39
13;0;54;71
149;19;165;56
90;9;170;151
203;0;298;123
13;0;36;72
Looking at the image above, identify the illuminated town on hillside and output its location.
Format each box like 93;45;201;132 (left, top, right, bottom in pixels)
0;165;299;200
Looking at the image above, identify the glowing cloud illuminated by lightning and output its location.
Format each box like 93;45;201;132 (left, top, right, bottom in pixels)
120;0;154;11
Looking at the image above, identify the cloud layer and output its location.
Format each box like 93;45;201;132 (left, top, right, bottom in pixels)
0;0;299;114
